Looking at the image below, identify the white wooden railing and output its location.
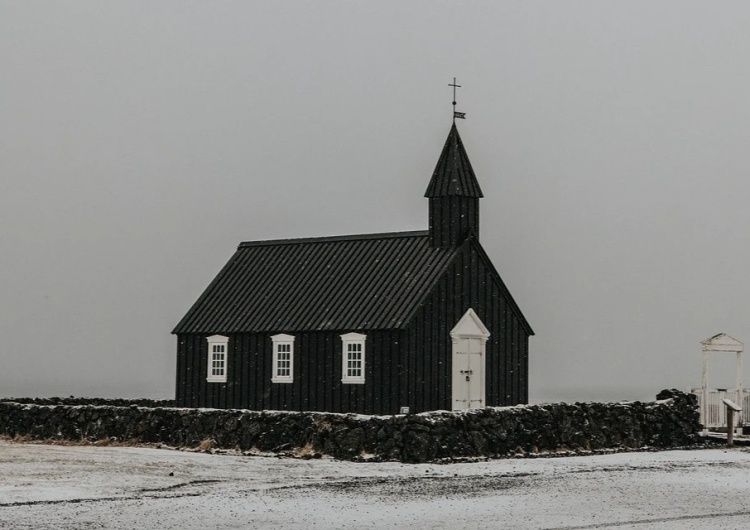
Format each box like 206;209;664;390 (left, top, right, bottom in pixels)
691;388;750;430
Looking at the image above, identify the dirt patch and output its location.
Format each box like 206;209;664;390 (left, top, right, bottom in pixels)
272;472;539;500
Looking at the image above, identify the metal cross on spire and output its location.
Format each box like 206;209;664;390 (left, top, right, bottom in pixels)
449;77;466;122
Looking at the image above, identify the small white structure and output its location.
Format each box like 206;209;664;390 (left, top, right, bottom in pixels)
692;333;745;433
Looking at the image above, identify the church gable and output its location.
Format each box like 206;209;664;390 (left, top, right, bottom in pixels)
464;238;534;336
400;236;533;336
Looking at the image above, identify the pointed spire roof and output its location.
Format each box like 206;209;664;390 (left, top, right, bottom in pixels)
424;123;483;198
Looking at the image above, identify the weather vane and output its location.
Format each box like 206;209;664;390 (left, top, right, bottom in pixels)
449;77;466;122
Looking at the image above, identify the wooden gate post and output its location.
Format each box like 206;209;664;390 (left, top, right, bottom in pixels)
722;398;741;447
728;405;734;447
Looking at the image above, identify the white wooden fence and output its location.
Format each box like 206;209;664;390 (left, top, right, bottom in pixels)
691;388;750;430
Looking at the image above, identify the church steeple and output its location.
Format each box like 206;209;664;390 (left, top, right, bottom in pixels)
425;123;483;248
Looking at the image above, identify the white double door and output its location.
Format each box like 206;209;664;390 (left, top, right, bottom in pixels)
452;336;486;410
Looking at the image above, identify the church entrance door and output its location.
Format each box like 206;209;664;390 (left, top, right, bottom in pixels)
451;309;490;410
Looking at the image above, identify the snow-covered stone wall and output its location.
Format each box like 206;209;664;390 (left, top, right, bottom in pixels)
0;390;700;463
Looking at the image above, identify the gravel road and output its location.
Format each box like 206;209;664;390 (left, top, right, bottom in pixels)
2;441;750;529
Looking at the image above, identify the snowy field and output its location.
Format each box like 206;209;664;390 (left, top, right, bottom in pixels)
3;441;750;529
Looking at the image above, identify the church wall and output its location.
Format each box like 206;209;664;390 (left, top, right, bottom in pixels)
175;330;406;414
401;240;531;411
174;244;530;414
174;241;530;414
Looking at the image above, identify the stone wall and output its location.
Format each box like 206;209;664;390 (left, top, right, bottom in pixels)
0;390;701;463
0;397;175;407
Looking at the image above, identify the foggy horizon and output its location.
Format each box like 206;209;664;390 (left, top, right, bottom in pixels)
2;1;749;404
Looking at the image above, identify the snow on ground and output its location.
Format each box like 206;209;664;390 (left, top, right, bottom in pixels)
3;441;750;529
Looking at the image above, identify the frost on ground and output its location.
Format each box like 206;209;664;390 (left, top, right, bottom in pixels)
2;441;750;529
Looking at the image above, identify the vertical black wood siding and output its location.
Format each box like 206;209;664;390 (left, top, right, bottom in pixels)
175;241;530;414
397;240;530;411
177;330;406;414
428;196;479;248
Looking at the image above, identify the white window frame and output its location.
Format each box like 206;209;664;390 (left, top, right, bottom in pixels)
341;332;366;384
271;334;295;383
206;335;228;383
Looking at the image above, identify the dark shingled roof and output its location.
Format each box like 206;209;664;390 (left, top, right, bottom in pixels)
424;123;484;198
172;231;459;334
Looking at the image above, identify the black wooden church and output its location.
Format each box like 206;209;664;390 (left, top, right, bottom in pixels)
173;120;533;414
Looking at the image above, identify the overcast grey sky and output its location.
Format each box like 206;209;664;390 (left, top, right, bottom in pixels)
2;1;749;402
